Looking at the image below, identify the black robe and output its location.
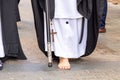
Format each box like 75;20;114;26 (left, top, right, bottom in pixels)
0;0;26;60
16;0;21;21
31;0;104;58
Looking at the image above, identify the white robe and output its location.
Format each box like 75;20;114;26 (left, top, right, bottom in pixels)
44;0;88;58
54;0;82;18
0;17;5;58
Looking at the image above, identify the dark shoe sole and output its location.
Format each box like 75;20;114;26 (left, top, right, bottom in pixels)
0;66;3;70
0;60;3;70
0;65;3;70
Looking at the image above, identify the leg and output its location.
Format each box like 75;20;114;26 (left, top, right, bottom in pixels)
53;19;87;69
58;57;71;70
99;0;108;33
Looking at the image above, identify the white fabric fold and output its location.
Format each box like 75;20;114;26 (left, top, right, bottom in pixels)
0;16;5;58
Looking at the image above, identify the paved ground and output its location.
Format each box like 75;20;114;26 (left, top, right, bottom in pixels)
109;0;120;4
0;0;120;80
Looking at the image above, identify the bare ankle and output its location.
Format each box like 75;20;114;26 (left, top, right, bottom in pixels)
59;57;69;62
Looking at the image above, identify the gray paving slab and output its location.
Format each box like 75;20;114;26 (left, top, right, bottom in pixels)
0;1;120;80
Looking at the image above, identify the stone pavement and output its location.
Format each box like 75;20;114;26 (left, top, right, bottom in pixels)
0;0;120;80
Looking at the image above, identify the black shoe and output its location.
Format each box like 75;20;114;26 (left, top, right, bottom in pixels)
0;60;3;70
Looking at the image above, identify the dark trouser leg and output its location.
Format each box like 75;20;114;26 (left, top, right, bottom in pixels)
100;0;108;29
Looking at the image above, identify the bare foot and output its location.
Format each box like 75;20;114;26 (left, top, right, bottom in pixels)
58;57;71;70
